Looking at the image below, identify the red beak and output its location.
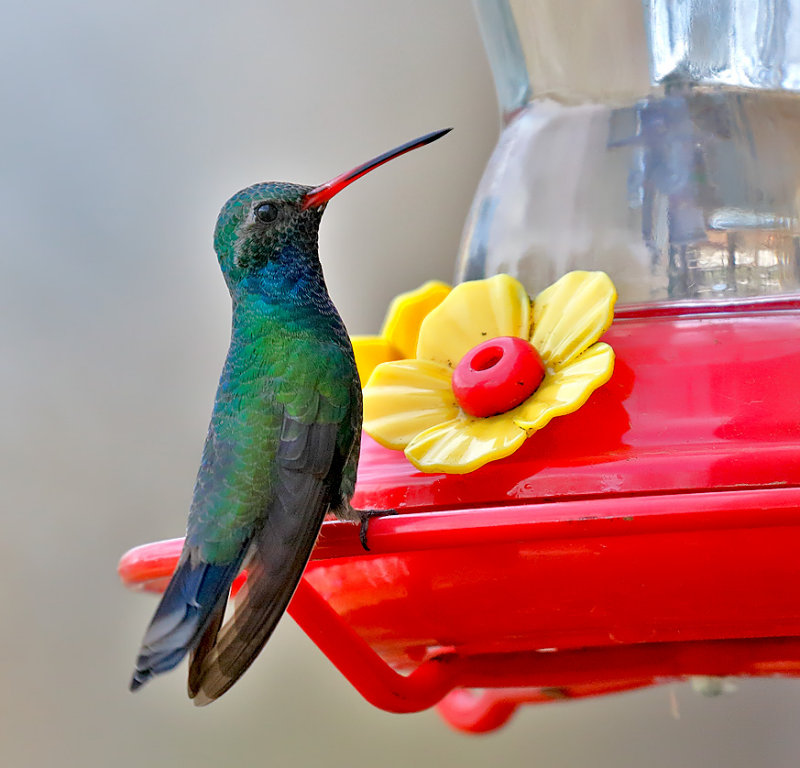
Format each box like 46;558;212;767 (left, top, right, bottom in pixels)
301;128;451;211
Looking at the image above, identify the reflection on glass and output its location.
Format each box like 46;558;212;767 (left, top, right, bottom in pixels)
461;0;800;304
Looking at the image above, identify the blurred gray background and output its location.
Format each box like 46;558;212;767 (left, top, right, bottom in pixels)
2;1;799;766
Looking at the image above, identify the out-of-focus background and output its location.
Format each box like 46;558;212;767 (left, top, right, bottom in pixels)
2;1;799;766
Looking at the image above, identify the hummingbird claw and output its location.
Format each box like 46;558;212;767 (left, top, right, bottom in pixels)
357;508;396;551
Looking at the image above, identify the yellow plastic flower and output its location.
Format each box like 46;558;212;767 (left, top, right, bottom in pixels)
350;281;451;385
363;271;617;473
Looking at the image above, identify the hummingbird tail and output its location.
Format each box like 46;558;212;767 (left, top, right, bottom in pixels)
188;468;329;705
129;551;245;691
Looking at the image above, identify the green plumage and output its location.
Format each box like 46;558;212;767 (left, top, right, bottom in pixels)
189;277;361;564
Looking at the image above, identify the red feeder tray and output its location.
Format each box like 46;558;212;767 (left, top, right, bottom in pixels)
119;300;800;733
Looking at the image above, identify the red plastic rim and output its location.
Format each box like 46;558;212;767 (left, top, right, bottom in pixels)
120;488;800;733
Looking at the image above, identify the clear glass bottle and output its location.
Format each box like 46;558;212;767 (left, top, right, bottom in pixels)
458;0;800;305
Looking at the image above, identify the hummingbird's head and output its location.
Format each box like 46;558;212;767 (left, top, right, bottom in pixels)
213;182;322;292
212;128;451;294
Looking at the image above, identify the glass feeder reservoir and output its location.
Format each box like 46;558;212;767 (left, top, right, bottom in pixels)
460;0;800;305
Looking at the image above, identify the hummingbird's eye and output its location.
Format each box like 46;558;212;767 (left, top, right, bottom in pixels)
254;202;278;224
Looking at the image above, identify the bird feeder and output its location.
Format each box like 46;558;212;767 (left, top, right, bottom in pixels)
120;0;800;732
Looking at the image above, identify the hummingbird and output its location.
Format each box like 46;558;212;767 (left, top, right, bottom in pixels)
130;128;450;704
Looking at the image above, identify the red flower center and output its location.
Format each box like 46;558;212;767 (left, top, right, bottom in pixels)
451;336;546;418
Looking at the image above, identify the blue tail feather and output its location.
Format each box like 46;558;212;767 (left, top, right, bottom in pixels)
130;552;244;691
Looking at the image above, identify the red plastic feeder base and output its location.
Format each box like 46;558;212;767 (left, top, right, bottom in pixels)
119;301;800;733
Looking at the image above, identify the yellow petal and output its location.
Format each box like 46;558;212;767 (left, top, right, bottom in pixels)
531;271;616;367
350;336;399;386
417;274;531;368
513;342;615;431
363;359;458;449
405;413;527;474
381;281;451;359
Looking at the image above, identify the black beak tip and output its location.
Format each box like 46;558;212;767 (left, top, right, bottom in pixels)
301;127;453;210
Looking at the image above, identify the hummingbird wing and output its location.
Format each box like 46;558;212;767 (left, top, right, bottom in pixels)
187;409;341;705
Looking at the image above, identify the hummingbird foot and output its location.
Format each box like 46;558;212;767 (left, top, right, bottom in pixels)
357;508;397;551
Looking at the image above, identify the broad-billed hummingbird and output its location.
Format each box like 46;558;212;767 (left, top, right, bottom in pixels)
130;128;450;704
